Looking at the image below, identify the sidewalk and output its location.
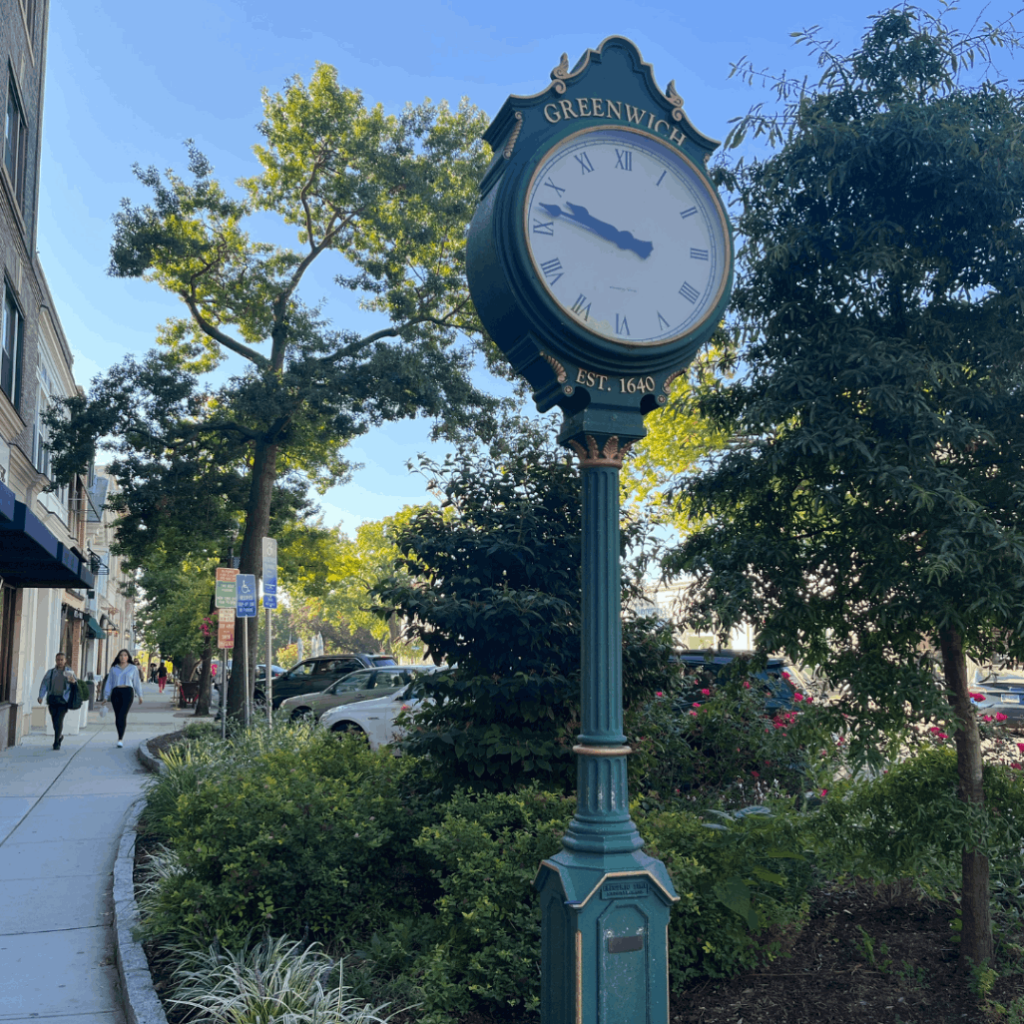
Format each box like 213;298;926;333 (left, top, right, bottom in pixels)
0;680;205;1024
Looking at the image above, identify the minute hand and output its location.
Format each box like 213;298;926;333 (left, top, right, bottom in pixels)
539;203;653;260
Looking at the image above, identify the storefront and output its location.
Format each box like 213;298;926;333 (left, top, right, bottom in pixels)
0;481;95;748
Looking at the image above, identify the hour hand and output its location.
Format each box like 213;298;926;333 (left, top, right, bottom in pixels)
539;203;653;260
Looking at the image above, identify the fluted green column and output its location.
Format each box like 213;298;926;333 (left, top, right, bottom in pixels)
562;443;643;856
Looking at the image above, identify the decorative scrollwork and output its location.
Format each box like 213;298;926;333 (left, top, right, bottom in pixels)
567;435;634;468
539;351;567;383
665;79;685;122
550;52;570;94
502;112;524;159
663;369;684;395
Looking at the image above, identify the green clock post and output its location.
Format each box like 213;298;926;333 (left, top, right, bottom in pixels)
466;37;734;1023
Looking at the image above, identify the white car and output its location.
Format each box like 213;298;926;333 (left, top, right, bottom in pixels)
318;675;431;750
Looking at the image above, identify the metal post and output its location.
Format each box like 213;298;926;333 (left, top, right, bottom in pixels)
242;620;250;728
219;648;227;740
535;433;678;1024
265;606;273;725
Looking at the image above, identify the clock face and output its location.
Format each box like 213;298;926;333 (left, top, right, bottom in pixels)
524;126;730;347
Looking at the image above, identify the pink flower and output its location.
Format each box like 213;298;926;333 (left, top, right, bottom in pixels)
1017;743;1024;754
794;692;805;702
700;688;711;697
983;715;995;723
655;691;664;697
997;713;1008;722
693;703;701;709
970;692;985;702
689;710;698;717
751;770;759;779
743;681;751;689
806;696;814;704
1013;762;1023;770
821;789;828;798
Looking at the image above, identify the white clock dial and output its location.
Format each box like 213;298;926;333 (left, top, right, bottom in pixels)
524;126;729;346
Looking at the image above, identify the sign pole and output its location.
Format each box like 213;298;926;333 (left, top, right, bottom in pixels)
265;606;273;725
234;573;258;728
219;648;227;740
261;538;278;727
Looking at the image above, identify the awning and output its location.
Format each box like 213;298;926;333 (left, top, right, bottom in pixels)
0;500;95;588
85;614;105;640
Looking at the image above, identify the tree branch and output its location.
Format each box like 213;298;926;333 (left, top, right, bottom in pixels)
181;291;270;368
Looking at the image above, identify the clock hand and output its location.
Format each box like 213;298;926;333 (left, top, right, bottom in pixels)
538;203;654;260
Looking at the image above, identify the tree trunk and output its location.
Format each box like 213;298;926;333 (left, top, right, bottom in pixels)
940;625;993;970
194;595;216;716
181;653;198;689
227;437;278;722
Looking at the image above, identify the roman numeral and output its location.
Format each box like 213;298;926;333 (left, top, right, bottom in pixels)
615;314;630;336
657;311;670;330
532;219;555;236
655;170;667;187
539;257;564;286
690;248;709;260
679;207;697;219
574;151;595;174
571;293;592;320
543;178;566;198
614;149;632;171
678;281;699;303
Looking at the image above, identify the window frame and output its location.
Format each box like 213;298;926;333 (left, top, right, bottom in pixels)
4;73;28;211
1;281;24;408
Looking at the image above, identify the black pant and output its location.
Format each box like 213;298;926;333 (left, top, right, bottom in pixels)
111;687;134;739
47;697;68;745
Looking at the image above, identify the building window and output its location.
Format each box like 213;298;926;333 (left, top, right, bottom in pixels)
34;387;51;477
4;76;28;210
1;283;23;406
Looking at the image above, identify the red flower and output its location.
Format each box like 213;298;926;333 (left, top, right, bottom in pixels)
655;691;664;697
700;688;711;697
743;681;751;689
794;692;805;702
751;770;760;779
969;692;985;702
997;713;1009;722
820;789;828;798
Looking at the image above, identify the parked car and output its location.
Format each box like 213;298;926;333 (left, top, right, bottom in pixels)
670;650;798;713
213;653;399;710
319;674;434;749
279;664;437;720
974;671;1024;725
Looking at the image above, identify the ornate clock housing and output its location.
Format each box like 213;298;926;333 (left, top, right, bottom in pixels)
467;36;734;445
524;127;729;348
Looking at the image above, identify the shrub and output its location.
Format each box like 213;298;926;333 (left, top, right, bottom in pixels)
411;786;573;1019
627;674;839;808
139;726;434;948
640;802;816;987
810;746;1024;893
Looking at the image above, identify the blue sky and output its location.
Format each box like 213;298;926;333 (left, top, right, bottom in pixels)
36;1;1021;535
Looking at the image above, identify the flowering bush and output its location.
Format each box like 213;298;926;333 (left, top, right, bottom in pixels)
626;674;840;809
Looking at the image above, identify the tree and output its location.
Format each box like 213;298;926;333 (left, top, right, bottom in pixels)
280;514;412;654
49;64;502;719
373;435;674;793
665;8;1024;969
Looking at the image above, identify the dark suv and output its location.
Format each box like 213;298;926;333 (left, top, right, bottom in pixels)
257;653;398;708
671;650;797;713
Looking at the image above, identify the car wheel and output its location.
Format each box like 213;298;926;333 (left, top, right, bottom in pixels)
290;707;314;721
331;721;366;739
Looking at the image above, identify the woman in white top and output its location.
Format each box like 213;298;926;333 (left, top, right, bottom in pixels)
103;649;144;748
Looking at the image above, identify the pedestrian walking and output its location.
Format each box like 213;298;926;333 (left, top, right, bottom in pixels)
103;649;143;748
36;652;76;751
156;662;168;694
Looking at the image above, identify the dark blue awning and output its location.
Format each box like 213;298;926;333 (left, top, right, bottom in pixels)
0;500;93;588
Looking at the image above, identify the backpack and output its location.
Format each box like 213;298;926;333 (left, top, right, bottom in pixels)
67;678;86;710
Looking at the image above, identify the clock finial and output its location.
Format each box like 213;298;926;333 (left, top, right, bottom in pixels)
665;79;685;122
551;52;570;94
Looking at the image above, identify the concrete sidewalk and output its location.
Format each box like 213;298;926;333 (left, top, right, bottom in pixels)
0;680;206;1024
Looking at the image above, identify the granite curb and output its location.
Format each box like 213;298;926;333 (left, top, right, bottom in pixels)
137;738;167;776
113;793;169;1024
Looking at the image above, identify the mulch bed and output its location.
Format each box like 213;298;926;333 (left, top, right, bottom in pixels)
135;731;1024;1024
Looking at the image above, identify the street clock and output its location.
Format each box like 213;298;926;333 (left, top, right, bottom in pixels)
467;35;734;445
